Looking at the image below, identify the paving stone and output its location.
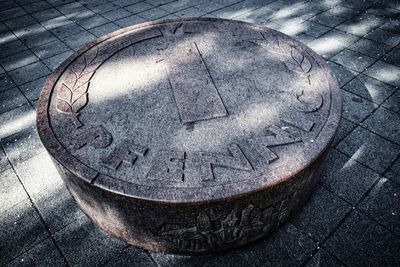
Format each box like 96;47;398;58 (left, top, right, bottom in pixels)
31;8;64;22
336;13;384;36
308;30;359;58
0;88;28;114
0;200;48;265
0;6;27;21
1;126;45;165
305;249;345;267
321;149;380;205
54;215;127;267
151;249;249;267
324;210;400;266
241;223;317;266
380;18;400;34
195;1;224;13
366;5;400;18
359;178;400;236
211;0;261;19
327;61;358;87
364;28;400;47
0;168;29;214
125;2;155;14
0;50;40;72
103;246;156;267
330;48;375;72
348;37;392;59
41;16;75;31
62;31;97;50
102;8;133;21
383;90;400;114
341;89;377;123
385;157;400;184
333;118;357;146
6;239;66;267
114;15;146;28
33;183;84;233
340;0;375;11
138;7;169;20
362;107;400;144
383;45;400;67
112;0;142;7
89;2;120;14
0;39;28;59
76;14;110;30
0;104;35;139
89;22;120;37
343;73;397;105
0;74;16;92
160;0;195;13
0;146;11;172
299;21;331;38
294;33;315;44
4;15;37;31
327;5;360;19
13;152;63;197
364;60;400;87
30;40;71;62
336;126;400;174
174;7;206;18
20;29;59;49
22;1;53;13
8;61;51;86
310;13;347;28
43;50;75;71
50;23;85;39
291;186;352;242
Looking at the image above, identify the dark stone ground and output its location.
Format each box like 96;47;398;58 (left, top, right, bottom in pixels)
0;0;399;266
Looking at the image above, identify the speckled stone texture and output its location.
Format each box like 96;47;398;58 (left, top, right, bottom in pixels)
37;18;341;254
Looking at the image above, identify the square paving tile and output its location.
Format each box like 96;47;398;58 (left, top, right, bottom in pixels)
364;60;400;87
0;200;48;265
54;215;127;267
330;48;375;72
0;88;28;114
327;4;360;19
291;186;352;242
102;8;132;21
359;178;400;236
8;61;51;85
76;14;110;30
0;168;29;214
103;246;156;266
343;73;397;105
43;50;74;71
364;28;400;47
0;74;16;92
31;40;71;60
62;31;97;50
89;22;120;37
31;8;64;22
138;7;169;20
348;37;392;59
321;149;380;205
324;210;400;266
22;1;53;13
305;249;344;267
0;7;27;21
326;61;358;87
19;77;47;102
336;13;384;36
6;239;66;267
241;223;317;266
125;2;155;14
336;126;400;174
308;30;359;58
114;15;146;28
310;12;347;28
380;18;400;34
174;7;206;18
385;157;400;184
0;147;11;172
362;107;400;144
0;39;28;59
50;23;85;39
4;15;37;31
383;45;400;67
1;126;45;165
0;104;35;139
300;21;331;38
0;50;40;72
341;89;377;123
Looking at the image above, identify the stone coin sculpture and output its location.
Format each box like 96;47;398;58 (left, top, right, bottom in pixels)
37;18;341;254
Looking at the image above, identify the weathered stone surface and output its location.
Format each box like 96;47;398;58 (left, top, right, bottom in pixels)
37;18;341;254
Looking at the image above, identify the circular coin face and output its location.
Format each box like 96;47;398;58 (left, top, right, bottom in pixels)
37;18;341;203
